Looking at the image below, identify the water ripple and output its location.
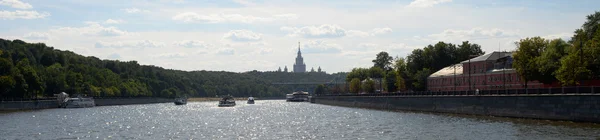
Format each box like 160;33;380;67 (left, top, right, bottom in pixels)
1;100;600;139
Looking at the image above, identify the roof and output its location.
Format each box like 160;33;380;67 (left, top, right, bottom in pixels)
429;64;463;78
461;51;513;63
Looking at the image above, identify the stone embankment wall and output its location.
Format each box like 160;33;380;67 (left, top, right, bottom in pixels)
0;100;58;110
315;95;600;123
93;98;172;106
0;98;173;110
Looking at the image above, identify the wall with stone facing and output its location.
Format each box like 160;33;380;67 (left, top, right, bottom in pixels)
315;95;600;123
0;100;58;110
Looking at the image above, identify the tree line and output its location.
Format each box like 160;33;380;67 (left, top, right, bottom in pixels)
513;11;600;86
0;39;343;99
340;11;600;93
342;41;484;93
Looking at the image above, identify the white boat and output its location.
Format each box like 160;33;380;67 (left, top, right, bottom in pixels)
218;96;236;107
56;92;95;108
174;98;187;105
286;91;309;102
247;97;255;104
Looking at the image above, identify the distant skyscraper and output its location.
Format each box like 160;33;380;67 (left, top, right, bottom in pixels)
294;42;306;72
293;42;306;73
284;66;288;72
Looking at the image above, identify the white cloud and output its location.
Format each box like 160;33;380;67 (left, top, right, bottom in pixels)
428;28;519;41
301;40;342;54
281;24;346;38
53;22;130;37
173;40;212;48
123;8;150;13
23;32;49;40
154;52;187;59
346;30;371;37
542;32;573;41
372;27;393;35
0;10;49;19
283;25;392;38
104;19;125;24
407;0;452;8
95;40;165;48
172;12;295;24
255;48;272;55
233;0;255;6
107;53;121;59
274;14;298;20
223;30;262;42
0;0;32;9
216;48;235;55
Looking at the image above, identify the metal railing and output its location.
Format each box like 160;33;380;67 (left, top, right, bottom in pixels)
319;86;600;97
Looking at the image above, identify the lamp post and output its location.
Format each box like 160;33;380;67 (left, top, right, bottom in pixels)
468;55;479;93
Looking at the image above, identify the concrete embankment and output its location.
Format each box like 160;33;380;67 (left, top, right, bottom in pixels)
0;97;173;111
315;95;600;123
0;100;58;111
94;98;173;106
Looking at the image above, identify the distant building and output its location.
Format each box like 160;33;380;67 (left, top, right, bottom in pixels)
428;51;542;91
293;42;306;73
278;42;325;73
278;67;282;72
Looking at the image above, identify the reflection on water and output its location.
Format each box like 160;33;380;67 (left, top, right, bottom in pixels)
1;100;599;139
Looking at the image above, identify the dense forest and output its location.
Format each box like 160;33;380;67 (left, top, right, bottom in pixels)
0;39;344;99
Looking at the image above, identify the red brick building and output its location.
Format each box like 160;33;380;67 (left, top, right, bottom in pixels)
427;51;545;91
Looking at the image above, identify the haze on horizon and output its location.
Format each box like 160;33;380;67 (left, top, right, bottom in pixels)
1;0;598;73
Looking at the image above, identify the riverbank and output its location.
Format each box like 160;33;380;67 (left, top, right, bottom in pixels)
314;94;600;123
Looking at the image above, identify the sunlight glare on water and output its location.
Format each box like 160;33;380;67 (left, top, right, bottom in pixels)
1;100;600;139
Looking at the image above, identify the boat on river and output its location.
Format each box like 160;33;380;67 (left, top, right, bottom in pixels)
286;91;309;102
247;97;255;104
55;92;95;108
174;97;187;105
218;96;236;107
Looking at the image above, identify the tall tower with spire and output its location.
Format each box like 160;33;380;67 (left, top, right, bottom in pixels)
293;42;306;73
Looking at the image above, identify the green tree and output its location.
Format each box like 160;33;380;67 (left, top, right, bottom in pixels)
384;71;397;92
536;39;569;84
349;78;361;93
513;37;547;88
393;57;408;90
314;84;325;95
372;51;393;71
583;11;600;39
361;78;375;93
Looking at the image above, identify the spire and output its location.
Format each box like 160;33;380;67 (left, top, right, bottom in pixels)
297;42;301;56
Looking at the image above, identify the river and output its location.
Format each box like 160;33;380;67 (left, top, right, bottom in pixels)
1;100;599;140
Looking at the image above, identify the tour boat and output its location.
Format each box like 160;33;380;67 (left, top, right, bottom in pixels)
56;92;95;108
174;97;187;105
218;96;236;107
247;97;255;104
286;91;309;102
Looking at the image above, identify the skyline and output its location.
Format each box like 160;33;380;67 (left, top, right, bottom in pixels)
1;0;599;73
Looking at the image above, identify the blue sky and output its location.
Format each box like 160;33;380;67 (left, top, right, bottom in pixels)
1;0;599;73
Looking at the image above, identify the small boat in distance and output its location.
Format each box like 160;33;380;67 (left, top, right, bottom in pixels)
218;95;236;107
247;97;255;104
286;91;309;102
174;97;187;105
55;92;95;108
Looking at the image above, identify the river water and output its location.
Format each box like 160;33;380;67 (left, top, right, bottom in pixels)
1;100;599;140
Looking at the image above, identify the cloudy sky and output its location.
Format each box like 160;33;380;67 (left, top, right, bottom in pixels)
1;0;598;73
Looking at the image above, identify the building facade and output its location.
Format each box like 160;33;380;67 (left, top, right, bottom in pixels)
427;51;545;91
293;43;306;73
